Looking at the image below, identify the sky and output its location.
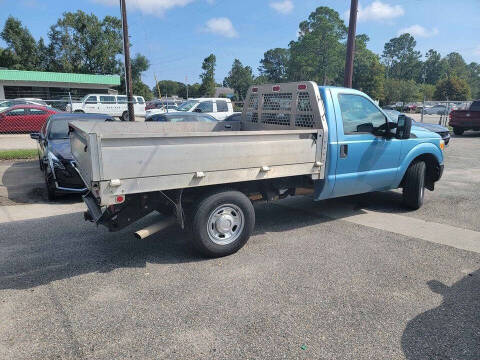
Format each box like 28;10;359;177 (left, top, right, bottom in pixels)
0;0;479;88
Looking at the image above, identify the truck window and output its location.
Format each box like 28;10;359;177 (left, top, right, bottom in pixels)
85;96;97;104
470;101;480;111
338;94;386;134
136;97;145;104
100;96;116;104
117;96;127;104
216;100;228;112
197;101;213;113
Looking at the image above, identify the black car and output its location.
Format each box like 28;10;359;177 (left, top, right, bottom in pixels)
383;109;451;145
145;112;217;122
30;113;115;200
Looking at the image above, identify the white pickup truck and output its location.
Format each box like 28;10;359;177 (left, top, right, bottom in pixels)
70;82;444;257
145;97;234;120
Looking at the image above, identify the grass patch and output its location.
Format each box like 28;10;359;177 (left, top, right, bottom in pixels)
0;149;37;160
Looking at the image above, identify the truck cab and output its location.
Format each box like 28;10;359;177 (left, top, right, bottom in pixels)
316;86;444;203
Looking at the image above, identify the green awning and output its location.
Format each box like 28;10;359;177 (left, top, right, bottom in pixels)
0;69;120;86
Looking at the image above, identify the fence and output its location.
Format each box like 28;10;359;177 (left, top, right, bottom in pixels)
384;100;473;127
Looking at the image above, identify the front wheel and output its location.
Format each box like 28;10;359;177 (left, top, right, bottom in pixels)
121;111;129;121
45;171;56;201
453;127;464;136
189;190;255;257
402;161;426;210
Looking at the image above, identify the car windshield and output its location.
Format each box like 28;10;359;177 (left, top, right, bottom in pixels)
177;100;198;111
48;120;71;140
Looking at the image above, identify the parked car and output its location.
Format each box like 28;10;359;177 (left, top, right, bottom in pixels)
30;113;115;200
449;100;480;135
74;82;444;258
0;99;44;112
145;112;217;123
15;98;48;106
66;94;146;120
145;105;179;119
224;112;242;122
173;98;234;120
424;104;456;115
384;109;451;145
146;100;182;110
0;105;59;133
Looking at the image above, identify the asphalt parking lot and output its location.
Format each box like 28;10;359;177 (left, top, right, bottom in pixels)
0;133;479;359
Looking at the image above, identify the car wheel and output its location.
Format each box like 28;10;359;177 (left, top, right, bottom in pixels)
453;127;464;136
38;155;44;171
121;111;129;121
403;161;426;210
45;171;56;201
189;190;255;257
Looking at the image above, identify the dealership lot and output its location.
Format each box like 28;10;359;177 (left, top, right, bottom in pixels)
0;133;479;359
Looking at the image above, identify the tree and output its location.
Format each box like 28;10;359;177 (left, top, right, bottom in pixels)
434;77;471;101
383;79;419;105
152;80;185;98
422;49;444;85
288;7;346;84
442;52;468;80
351;34;385;100
47;10;123;74
0;16;40;70
259;48;290;82
419;83;436;101
119;53;152;100
223;59;254;100
199;54;216;97
467;62;480;99
382;33;422;81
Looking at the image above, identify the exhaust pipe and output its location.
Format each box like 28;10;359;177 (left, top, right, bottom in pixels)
134;217;176;240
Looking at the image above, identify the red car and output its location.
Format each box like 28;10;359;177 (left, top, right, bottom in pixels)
0;105;59;133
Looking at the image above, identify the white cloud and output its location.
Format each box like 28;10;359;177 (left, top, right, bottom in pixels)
397;25;439;38
204;17;238;38
356;1;404;22
270;0;294;15
92;0;195;17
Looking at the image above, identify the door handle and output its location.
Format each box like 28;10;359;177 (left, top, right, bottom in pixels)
224;124;232;129
340;144;348;158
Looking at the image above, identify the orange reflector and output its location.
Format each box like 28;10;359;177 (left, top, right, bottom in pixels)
440;141;445;151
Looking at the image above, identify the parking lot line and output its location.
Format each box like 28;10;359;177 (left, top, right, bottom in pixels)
0;203;85;223
281;200;480;254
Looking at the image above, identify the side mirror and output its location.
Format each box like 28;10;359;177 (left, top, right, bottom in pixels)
396;114;412;139
357;123;374;133
30;132;41;140
194;108;203;113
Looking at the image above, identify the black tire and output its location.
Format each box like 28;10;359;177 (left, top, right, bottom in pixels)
45;171;56;201
38;154;44;171
453;127;464;136
121;111;129;121
402;161;426;210
189;190;255;257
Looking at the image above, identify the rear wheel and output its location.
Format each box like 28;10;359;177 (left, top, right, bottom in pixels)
402;161;426;210
189;190;255;257
453;127;464;135
121;111;129;121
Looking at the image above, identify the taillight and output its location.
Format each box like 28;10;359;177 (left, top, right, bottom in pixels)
272;85;280;92
252;87;258;93
298;84;307;90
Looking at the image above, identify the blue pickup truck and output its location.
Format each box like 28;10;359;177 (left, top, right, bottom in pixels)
73;81;444;257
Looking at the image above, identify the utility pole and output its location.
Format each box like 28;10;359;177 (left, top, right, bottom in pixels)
185;75;189;99
120;0;135;121
154;73;161;98
344;0;358;88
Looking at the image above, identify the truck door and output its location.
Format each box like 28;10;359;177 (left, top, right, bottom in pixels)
84;96;98;113
332;93;402;197
214;100;229;120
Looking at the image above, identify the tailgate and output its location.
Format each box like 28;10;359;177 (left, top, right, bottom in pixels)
69;121;101;189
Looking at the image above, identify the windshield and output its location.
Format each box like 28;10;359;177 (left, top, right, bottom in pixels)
48;120;70;140
177;100;198;112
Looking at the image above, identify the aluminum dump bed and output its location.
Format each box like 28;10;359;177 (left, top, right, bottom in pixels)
70;82;327;206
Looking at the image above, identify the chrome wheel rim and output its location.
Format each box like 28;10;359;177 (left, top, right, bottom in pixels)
207;204;244;245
